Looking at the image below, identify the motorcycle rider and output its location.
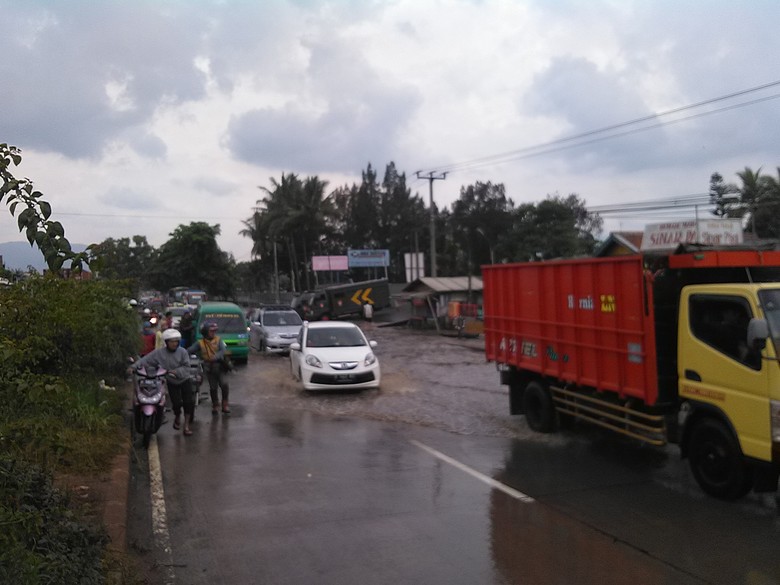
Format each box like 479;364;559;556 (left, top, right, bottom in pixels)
137;328;196;435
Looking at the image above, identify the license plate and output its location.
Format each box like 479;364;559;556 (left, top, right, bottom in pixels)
334;374;354;383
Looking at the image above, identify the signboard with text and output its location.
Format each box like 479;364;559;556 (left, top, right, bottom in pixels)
311;255;349;271
641;219;743;252
347;249;390;268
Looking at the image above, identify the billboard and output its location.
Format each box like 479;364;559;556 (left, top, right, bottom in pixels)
641;219;743;252
311;255;349;271
347;249;390;268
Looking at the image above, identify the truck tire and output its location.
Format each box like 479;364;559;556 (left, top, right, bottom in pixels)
688;418;752;500
523;381;555;433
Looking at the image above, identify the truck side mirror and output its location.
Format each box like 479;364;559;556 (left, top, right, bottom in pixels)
747;318;769;351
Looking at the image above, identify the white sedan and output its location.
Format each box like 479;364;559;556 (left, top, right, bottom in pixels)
289;321;380;391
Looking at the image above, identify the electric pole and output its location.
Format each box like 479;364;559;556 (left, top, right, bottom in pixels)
416;170;447;277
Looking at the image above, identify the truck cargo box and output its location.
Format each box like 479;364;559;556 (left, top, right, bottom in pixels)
483;256;660;405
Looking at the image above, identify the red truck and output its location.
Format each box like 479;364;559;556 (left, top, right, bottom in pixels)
483;247;780;499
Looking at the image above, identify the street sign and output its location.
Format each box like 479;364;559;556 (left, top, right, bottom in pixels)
347;249;390;268
312;255;348;271
350;287;374;305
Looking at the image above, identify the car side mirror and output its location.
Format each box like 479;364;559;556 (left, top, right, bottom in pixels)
369;340;378;348
748;318;769;351
290;342;301;351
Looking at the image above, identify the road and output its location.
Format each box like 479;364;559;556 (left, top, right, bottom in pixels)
127;324;780;584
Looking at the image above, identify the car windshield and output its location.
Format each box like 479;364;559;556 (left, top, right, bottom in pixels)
306;327;366;348
263;312;302;327
205;314;246;334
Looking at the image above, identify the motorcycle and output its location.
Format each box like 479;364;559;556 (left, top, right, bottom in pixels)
132;363;168;448
189;353;204;408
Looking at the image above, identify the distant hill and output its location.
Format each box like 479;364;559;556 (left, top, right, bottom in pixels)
0;241;88;271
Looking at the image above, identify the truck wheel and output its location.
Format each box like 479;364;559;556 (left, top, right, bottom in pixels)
523;381;555;433
688;419;752;500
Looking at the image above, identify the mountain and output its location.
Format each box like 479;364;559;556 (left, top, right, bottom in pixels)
0;241;88;271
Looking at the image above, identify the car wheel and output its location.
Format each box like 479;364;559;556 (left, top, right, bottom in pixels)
523;381;556;433
688;418;752;500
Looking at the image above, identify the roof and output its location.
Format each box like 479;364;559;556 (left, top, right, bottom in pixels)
594;231;643;257
402;276;483;293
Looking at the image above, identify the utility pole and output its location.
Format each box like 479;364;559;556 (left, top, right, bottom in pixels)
416;171;447;277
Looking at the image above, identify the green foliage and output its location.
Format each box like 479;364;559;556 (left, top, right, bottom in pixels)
0;144;96;273
0;277;140;379
92;235;156;289
150;222;235;297
0;457;108;585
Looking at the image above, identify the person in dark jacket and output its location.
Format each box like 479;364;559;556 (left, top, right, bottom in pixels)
179;310;194;348
138;328;196;435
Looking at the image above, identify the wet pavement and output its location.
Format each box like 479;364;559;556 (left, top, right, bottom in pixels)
127;325;780;584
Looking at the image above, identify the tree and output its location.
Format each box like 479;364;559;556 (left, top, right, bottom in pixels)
150;222;234;297
504;194;602;261
0;143;95;272
709;172;740;219
92;235;156;289
450;181;514;273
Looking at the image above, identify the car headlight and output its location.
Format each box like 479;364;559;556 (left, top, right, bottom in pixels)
305;354;323;368
364;352;377;366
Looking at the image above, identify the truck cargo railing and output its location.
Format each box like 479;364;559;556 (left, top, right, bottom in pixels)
550;385;667;446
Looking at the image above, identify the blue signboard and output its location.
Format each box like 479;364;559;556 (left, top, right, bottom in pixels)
347;249;390;268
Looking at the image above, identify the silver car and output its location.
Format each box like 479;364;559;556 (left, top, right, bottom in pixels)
249;307;303;355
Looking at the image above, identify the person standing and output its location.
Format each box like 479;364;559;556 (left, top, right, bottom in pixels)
188;322;231;415
179;309;194;348
137;328;196;435
362;301;374;328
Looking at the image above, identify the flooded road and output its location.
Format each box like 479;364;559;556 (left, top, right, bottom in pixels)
128;324;780;584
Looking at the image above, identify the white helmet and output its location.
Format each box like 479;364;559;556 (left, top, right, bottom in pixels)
143;308;151;315
129;299;138;306
162;329;181;342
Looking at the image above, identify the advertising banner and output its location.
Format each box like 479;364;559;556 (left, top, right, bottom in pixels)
641;219;743;251
347;249;390;268
311;255;349;271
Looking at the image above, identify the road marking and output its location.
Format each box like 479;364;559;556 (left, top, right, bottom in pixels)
149;436;176;585
410;440;535;503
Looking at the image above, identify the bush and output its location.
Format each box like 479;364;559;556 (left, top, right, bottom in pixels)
0;457;108;584
0;276;138;581
0;276;140;381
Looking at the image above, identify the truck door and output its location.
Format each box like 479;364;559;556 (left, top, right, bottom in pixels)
678;290;772;461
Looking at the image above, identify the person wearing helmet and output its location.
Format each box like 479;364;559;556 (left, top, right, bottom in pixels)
188;321;231;414
138;327;197;435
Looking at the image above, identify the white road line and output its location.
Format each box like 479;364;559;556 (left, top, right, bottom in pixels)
409;439;535;503
149;435;176;585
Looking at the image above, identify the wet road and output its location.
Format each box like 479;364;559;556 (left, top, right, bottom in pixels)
128;325;780;584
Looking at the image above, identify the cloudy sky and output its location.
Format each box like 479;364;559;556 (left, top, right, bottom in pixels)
2;0;779;264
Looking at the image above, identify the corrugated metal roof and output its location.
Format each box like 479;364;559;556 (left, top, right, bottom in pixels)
402;276;483;293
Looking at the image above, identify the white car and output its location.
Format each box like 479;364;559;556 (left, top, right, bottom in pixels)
289;321;380;391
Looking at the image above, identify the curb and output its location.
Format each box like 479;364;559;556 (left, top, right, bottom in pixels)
103;439;130;553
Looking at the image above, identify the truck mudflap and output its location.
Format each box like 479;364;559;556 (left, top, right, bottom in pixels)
550;385;667;446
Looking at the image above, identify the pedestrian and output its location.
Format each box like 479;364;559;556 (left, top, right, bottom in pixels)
163;310;174;331
154;320;168;350
188;321;232;415
137;328;196;436
179;309;194;348
362;301;374;327
140;320;156;356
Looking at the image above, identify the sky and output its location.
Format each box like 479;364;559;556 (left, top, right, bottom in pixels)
1;0;779;265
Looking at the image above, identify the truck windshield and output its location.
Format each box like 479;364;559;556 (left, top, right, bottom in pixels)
758;289;780;353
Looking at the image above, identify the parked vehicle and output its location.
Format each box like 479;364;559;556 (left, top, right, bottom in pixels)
132;363;167;448
482;246;780;500
165;305;191;329
248;305;303;354
192;301;250;363
292;279;390;321
289;321;380;391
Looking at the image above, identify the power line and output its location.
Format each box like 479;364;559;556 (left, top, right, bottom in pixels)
415;79;780;176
